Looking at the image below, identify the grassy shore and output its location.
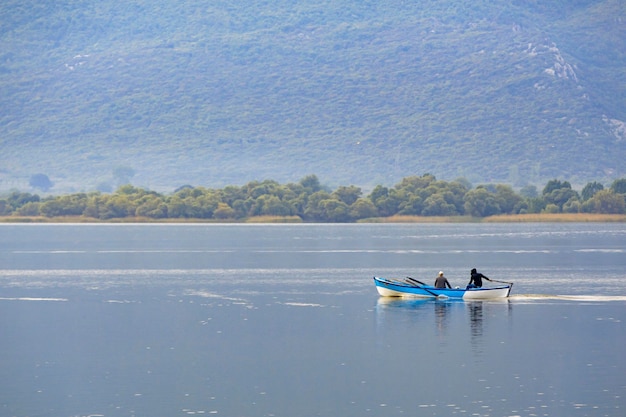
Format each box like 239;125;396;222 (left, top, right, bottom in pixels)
482;213;626;222
370;213;626;223
1;213;625;223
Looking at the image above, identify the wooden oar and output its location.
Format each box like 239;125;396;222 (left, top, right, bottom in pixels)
406;276;441;298
406;277;427;286
489;278;514;285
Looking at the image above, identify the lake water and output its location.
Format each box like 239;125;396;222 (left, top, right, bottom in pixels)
0;223;625;417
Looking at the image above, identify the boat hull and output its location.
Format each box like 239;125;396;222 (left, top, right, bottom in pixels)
373;277;512;299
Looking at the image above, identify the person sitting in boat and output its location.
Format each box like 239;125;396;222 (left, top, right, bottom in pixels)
467;268;491;288
434;271;452;289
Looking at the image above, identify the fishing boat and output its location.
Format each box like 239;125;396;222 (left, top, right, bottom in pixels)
373;276;513;299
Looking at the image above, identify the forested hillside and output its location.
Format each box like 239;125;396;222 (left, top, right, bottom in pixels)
1;0;625;193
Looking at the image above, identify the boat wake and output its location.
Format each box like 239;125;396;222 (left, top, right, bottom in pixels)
511;294;626;302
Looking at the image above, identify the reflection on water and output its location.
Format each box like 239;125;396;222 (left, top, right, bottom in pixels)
374;295;432;312
434;301;449;338
468;301;483;337
467;301;484;355
375;297;488;335
375;297;516;357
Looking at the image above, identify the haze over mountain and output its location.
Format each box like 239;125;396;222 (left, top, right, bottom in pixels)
1;0;625;194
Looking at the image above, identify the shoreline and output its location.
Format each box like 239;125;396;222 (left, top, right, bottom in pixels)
1;213;625;224
370;213;626;223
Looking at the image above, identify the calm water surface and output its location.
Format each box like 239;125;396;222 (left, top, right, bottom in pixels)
0;223;625;417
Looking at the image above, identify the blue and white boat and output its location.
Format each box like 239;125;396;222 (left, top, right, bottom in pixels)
374;276;513;299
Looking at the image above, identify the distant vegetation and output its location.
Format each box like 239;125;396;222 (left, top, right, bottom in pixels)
2;174;625;222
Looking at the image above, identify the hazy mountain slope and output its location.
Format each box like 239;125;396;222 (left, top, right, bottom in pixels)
1;0;625;193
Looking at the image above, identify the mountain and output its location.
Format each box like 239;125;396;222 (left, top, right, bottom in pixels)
1;0;625;194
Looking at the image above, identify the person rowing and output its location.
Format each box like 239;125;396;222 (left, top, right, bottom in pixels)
467;268;491;288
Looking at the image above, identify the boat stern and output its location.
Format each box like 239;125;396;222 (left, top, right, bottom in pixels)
462;285;512;299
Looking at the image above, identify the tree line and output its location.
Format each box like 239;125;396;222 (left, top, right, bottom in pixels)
2;174;626;222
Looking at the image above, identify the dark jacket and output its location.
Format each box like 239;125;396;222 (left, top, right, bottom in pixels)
469;271;490;288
